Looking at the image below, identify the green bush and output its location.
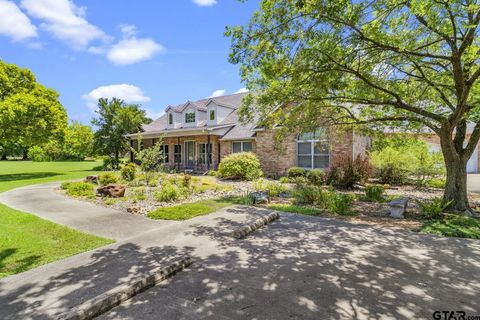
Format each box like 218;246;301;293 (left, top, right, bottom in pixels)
306;169;325;186
292;184;320;205
60;181;72;190
288;167;306;178
418;197;451;220
364;185;385;202
279;176;289;184
370;137;445;185
426;178;446;189
154;182;181;202
254;178;288;197
207;170;218;177
121;163;137;181
217;152;263;181
99;172;119;185
327;193;354;216
326;155;372;189
65;181;94;197
28;146;51;162
129;187;146;202
182;174;192;189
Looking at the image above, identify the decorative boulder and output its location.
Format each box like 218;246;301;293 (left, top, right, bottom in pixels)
388;198;408;218
127;206;141;214
84;175;99;184
250;191;270;204
97;184;126;198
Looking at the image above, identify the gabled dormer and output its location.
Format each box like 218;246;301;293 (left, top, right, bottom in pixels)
165;105;180;129
205;99;235;125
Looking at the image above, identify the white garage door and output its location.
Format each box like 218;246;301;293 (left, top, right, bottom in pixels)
428;142;478;173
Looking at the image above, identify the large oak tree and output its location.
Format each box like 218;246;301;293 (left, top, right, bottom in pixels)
228;0;480;214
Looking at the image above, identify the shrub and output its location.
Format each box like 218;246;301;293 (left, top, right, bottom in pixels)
154;182;181;202
326;155;372;189
182;174;192;189
207;170;217;177
28;146;51;162
217;152;263;181
418;197;451;220
121;163;137;181
426;178;446;189
370;137;445;185
65;181;94;197
60;181;72;190
364;185;385;202
288;167;306;178
254;178;288;197
327;193;354;216
99;172;119;185
306;169;325;186
279;176;289;184
130;187;146;202
292;184;319;205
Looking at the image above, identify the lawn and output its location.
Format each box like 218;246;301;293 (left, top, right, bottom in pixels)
148;199;234;220
0;160;102;192
0;160;113;278
0;203;113;278
421;215;480;239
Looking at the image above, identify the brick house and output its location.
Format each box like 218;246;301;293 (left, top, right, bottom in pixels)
126;92;370;176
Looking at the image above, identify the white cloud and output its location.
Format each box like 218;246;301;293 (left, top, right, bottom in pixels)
21;0;109;49
107;38;163;65
145;109;164;120
0;0;37;41
235;87;249;94
82;84;150;110
209;89;226;98
192;0;217;6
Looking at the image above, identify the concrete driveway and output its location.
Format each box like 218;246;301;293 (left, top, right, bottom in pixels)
468;174;480;194
101;214;480;320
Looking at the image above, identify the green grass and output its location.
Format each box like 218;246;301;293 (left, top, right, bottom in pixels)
421;215;480;239
0;203;113;278
268;203;322;216
0;160;102;193
147;199;234;220
0;160;113;278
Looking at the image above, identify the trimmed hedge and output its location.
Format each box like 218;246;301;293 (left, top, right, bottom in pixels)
217;152;263;181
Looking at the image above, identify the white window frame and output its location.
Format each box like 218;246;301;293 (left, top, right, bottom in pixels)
232;140;253;153
296;131;330;169
199;143;212;164
185;110;196;123
168;113;173;125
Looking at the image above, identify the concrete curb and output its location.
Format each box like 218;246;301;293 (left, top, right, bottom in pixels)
232;212;279;239
58;256;193;320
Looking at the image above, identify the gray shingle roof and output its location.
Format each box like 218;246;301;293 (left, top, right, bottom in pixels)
139;92;256;140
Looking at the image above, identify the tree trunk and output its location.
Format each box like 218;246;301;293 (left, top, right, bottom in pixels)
440;132;476;216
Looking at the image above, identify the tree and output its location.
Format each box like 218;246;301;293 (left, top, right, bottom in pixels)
132;138;164;186
0;60;67;157
92;98;149;169
227;0;480;215
63;122;94;160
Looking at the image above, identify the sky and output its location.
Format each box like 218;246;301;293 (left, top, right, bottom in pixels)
0;0;260;123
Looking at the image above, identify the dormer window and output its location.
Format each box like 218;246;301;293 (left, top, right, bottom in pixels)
185;111;195;123
209;110;215;121
168;113;173;125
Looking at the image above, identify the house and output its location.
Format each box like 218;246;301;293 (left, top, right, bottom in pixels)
126;92;370;176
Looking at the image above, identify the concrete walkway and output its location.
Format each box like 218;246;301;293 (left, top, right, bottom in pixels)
1;183;480;319
0;183;271;319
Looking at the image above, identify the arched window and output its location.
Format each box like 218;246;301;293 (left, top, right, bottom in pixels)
168;113;173;125
297;128;329;169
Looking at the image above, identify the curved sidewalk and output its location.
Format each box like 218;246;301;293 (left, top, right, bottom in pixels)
0;182;173;240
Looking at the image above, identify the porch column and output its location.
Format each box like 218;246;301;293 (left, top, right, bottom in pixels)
207;133;211;170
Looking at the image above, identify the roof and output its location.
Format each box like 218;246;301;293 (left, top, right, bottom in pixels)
138;92;256;140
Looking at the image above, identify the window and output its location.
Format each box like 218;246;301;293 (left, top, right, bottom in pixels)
168;113;173;125
297;128;329;169
209;110;215;121
159;145;169;163
174;144;182;163
232;141;253;153
185;111;195;123
199;143;212;164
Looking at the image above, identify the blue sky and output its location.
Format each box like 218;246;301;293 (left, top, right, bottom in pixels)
0;0;259;123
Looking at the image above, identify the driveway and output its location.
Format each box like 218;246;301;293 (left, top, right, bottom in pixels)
468;174;480;194
1;183;480;319
101;214;480;320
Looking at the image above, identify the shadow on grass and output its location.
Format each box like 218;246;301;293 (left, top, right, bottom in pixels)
0;249;40;278
0;172;61;182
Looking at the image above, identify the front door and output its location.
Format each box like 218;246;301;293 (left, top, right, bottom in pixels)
185;141;196;169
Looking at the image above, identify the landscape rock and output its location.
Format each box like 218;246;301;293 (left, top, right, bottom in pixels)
84;175;99;184
97;184;126;198
127;206;140;214
388;198;408;218
250;191;270;204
